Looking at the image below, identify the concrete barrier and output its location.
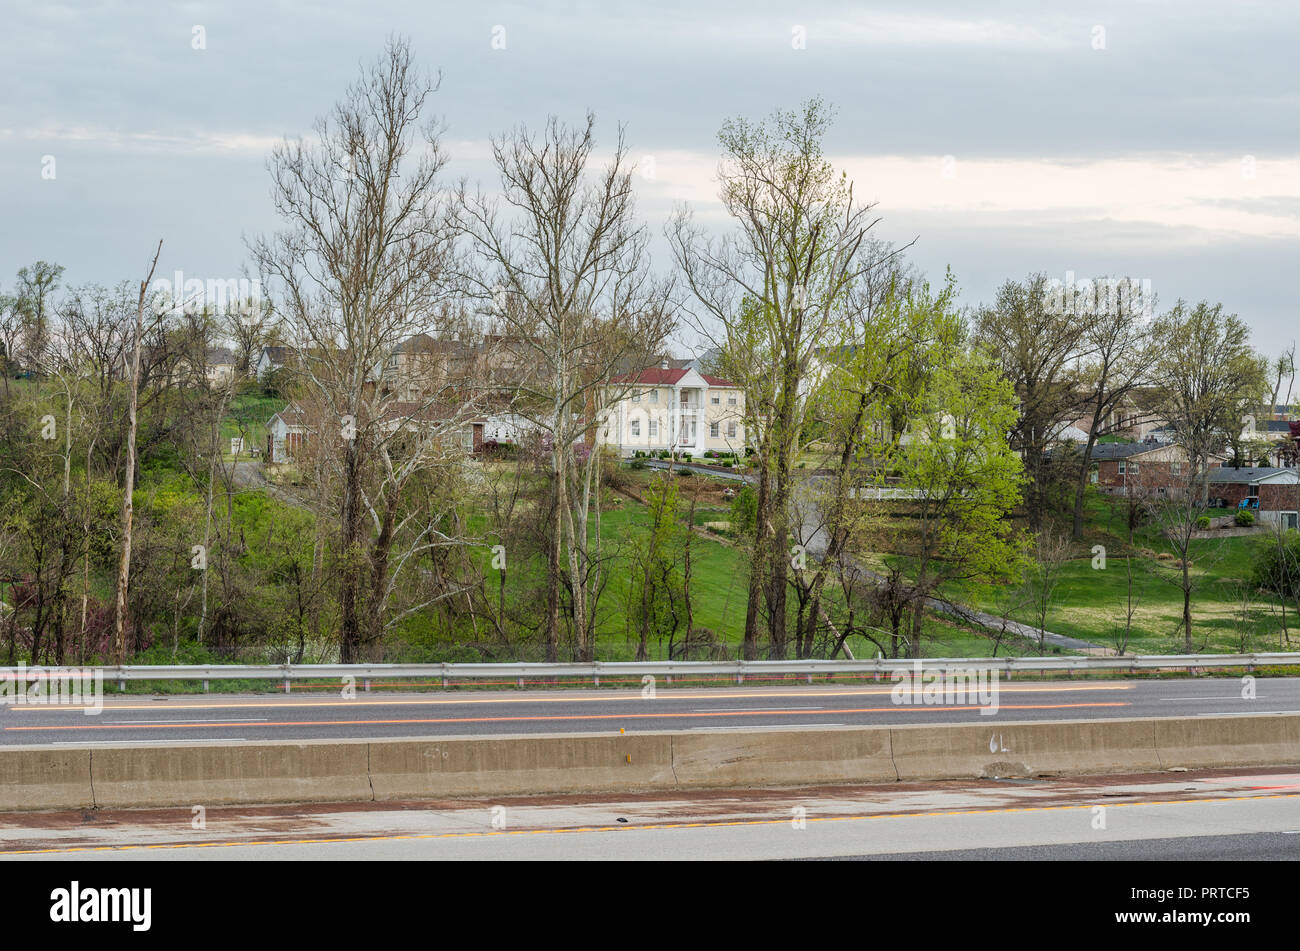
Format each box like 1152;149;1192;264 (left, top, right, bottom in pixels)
1155;714;1300;770
890;718;1162;780
1;714;1298;811
0;746;94;811
369;733;676;799
671;727;896;787
90;740;372;809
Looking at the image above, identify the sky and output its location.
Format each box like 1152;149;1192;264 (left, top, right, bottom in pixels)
3;0;1298;355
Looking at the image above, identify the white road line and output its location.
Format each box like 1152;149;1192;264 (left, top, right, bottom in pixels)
103;718;268;724
49;738;250;746
691;707;821;713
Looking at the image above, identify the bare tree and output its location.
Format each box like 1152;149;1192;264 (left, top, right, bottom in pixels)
1069;280;1156;540
251;38;477;662
112;241;163;664
456;113;674;661
975;273;1093;530
1148;300;1269;504
1030;524;1071;654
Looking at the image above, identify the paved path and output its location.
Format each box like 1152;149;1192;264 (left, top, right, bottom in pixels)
5;766;1297;860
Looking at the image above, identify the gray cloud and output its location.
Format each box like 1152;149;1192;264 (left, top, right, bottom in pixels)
2;0;1296;352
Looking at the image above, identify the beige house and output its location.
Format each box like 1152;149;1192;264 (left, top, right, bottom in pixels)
599;365;746;456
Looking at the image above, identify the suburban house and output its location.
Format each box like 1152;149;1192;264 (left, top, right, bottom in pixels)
172;346;238;387
598;364;746;456
1067;393;1167;443
205;347;237;386
266;402;310;464
265;399;487;464
255;345;293;380
1088;440;1197;496
1206;467;1300;528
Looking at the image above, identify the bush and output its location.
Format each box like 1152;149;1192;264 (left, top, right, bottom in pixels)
1196;515;1211;530
729;485;758;536
1235;509;1256;527
1253;532;1300;599
629;456;648;470
633;450;645;458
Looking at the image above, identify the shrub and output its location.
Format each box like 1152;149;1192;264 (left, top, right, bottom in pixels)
1235;509;1256;527
1196;515;1211;530
1253;532;1300;599
729;485;758;536
629;456;648;470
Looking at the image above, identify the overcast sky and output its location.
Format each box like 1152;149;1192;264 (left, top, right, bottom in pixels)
3;0;1297;354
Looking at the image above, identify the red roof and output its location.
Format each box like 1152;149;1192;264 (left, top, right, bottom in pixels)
609;367;737;388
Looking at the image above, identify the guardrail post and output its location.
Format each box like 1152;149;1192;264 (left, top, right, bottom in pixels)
118;677;125;692
517;676;524;689
363;678;371;693
202;680;209;693
594;674;600;688
283;678;290;694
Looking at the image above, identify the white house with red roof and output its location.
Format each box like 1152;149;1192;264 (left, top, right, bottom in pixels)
599;363;746;456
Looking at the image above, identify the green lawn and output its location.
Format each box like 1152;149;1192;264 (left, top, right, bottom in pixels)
961;492;1298;653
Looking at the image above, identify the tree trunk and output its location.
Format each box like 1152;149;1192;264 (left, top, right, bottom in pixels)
113;241;161;665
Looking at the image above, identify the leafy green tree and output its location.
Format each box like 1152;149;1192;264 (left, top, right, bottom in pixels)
879;351;1029;657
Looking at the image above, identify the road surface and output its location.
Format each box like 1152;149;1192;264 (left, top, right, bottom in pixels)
2;676;1296;745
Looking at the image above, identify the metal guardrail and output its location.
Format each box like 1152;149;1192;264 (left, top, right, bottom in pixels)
3;653;1299;692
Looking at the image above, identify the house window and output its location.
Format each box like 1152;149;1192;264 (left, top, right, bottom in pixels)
630;419;640;437
1118;461;1126;475
1171;461;1181;476
649;419;658;438
1285;512;1299;531
711;394;720;405
727;394;737;406
1130;462;1139;475
632;390;640;402
710;421;720;438
650;390;658;404
727;421;737;438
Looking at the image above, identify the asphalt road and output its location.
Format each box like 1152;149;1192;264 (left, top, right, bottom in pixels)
4;768;1297;860
2;676;1297;745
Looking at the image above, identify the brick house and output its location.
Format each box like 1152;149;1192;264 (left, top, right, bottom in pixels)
1205;467;1300;528
1088;441;1194;496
